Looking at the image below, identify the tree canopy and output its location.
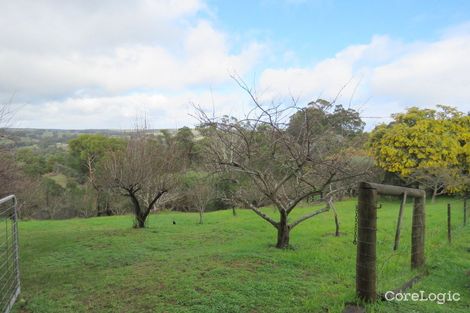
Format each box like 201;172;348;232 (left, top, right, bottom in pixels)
197;84;372;248
69;134;125;175
368;105;470;199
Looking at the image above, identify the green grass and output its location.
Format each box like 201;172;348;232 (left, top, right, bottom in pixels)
12;198;470;313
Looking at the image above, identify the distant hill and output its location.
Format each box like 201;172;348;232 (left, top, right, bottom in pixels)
1;128;179;149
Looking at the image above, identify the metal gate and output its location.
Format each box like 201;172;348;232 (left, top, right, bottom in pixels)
0;195;20;313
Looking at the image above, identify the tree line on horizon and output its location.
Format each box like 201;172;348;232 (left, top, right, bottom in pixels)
1;94;470;248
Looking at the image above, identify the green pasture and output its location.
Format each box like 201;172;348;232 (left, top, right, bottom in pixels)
12;198;470;313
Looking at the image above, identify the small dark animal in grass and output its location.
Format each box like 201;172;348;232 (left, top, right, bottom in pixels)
173;220;176;225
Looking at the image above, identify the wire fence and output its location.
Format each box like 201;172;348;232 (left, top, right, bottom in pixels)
0;195;20;313
355;183;425;302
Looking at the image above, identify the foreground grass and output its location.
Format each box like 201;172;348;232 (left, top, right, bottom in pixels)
13;198;470;313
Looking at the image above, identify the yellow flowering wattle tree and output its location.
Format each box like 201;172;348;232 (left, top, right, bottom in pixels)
368;105;470;202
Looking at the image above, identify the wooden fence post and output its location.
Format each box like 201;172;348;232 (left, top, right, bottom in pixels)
355;182;426;303
448;203;452;244
411;195;425;269
464;198;467;227
356;183;377;302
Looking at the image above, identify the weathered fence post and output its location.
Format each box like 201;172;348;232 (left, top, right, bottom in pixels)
355;182;426;303
393;192;407;251
411;195;425;269
356;182;377;302
447;203;452;244
464;198;467;226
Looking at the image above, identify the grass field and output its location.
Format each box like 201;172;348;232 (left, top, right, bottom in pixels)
12;198;470;313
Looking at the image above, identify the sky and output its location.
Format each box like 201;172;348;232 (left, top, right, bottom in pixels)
1;0;470;130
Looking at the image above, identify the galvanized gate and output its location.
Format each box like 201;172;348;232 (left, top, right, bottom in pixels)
0;195;20;313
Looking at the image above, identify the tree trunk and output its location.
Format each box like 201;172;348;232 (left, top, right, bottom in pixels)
135;207;152;228
129;192;148;228
96;192;112;216
102;195;113;216
276;211;290;248
128;190;165;228
328;199;340;237
199;210;204;224
135;213;146;228
334;212;340;237
432;186;437;204
232;207;237;216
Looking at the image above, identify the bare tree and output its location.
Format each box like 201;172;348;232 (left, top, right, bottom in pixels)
189;176;215;224
0;99;14;133
408;167;467;203
103;131;180;228
0;152;20;198
196;79;371;248
0;100;19;197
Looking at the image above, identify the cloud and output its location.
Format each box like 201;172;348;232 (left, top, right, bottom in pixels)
16;93;189;129
14;90;252;129
0;0;264;100
257;28;470;128
256;36;399;108
370;32;470;107
4;1;470;130
0;0;204;53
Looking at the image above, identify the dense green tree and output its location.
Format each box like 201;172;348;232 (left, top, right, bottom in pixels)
287;99;364;139
175;127;195;167
69;134;125;215
368;105;470;201
69;134;125;176
15;148;49;176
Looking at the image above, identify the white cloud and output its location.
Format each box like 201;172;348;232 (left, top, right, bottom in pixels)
0;0;263;129
0;0;203;53
255;36;397;110
370;33;470;107
14;90;252;129
3;0;470;130
0;0;264;99
16;93;186;129
257;29;470;128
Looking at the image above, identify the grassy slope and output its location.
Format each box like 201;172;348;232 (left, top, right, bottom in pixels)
43;173;68;188
13;198;470;313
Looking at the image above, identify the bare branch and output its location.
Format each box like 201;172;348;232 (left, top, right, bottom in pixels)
247;202;279;228
289;206;329;229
